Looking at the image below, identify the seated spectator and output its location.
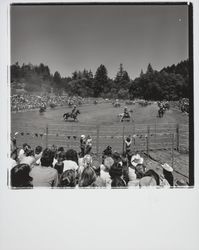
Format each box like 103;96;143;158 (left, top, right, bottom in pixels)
63;149;79;172
91;160;106;187
161;163;174;186
100;156;114;187
30;148;59;187
128;163;146;187
54;151;65;175
144;169;160;186
79;166;96;187
102;145;112;164
139;176;157;187
11;164;33;188
111;177;126;188
60;169;76;188
130;153;144;168
18;143;29;162
20;147;35;168
10;148;18;170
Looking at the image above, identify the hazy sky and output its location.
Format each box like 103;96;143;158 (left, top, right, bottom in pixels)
11;4;189;79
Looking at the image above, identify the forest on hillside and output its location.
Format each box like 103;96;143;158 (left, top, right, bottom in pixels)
11;59;190;100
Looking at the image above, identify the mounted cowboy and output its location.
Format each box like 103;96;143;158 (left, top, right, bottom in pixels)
71;105;77;118
121;106;130;122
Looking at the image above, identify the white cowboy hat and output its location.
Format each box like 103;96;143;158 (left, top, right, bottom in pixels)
131;154;144;167
161;163;173;172
104;157;114;169
81;135;86;139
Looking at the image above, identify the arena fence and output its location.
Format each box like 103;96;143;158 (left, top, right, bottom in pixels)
11;122;189;164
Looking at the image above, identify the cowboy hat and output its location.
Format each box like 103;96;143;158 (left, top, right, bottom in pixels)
104;157;114;169
131;154;144;167
161;163;173;172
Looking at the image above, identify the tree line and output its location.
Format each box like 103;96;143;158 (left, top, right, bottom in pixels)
11;59;189;100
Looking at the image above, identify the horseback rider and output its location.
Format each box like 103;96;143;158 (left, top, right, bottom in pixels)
121;107;130;121
71;105;77;117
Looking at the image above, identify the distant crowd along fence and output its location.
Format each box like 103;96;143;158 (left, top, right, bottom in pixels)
12;122;189;156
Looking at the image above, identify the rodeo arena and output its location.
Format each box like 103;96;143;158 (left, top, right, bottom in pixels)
10;93;189;188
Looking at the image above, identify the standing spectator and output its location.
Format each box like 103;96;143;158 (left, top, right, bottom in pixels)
124;136;132;163
100;156;114;187
80;135;86;157
102;145;112;164
85;135;92;155
20;147;35;168
11;164;33;188
30;148;59;187
34;146;43;163
91;160;106;187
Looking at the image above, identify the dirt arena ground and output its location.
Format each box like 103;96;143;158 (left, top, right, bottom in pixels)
11;101;190;184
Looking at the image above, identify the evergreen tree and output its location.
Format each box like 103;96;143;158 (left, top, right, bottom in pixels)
93;64;108;97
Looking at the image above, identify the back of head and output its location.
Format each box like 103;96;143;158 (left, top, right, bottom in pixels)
65;149;78;164
135;164;146;179
111;177;126;188
40;148;54;167
11;164;32;188
109;162;123;179
60;170;76;187
79;166;96;187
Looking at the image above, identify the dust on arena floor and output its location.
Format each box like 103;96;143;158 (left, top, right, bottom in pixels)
11;101;190;183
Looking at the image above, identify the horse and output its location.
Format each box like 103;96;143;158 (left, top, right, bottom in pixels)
39;106;46;113
63;109;80;121
158;107;165;118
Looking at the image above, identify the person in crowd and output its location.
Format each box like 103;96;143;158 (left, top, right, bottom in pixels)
130;153;144;168
54;151;65;176
10;148;18;170
30;148;59;187
79;166;96;187
80;135;86;157
139;176;157;187
91;160;106;187
161;163;174;186
111;177;126;188
63;149;79;172
60;169;76;188
85;135;92;155
11;163;33;188
20;146;35;168
18;143;29;162
124;136;132;163
100;156;113;187
144;169;160;186
112;152;123;167
34;145;43;163
102;145;112;164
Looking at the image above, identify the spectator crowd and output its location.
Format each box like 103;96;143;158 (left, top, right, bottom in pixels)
11;94;85;112
9;135;188;189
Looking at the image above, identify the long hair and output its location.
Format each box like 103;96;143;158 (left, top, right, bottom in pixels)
60;170;76;187
79;166;96;187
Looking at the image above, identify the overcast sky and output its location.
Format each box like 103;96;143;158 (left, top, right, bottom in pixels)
11;4;189;79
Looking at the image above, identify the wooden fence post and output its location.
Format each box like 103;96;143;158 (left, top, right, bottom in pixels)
96;125;100;159
122;124;125;154
176;123;179;151
46;124;48;148
171;133;174;169
146;125;150;156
